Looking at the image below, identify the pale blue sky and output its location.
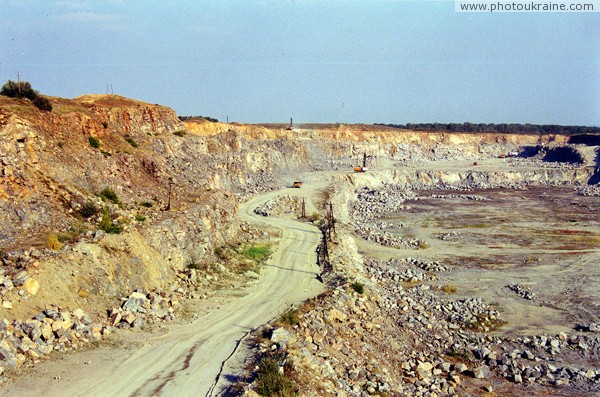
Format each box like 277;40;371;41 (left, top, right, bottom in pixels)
1;0;598;125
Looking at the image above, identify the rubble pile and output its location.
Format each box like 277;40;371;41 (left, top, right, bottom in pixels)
351;186;426;250
506;283;537;301
246;254;600;396
0;305;108;372
252;195;301;218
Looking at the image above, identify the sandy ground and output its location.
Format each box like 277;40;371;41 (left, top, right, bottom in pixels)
0;182;326;397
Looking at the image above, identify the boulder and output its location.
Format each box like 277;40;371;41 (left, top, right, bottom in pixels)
22;278;39;295
271;328;291;345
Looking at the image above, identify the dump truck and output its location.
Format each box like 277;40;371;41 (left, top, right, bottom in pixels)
293;181;302;188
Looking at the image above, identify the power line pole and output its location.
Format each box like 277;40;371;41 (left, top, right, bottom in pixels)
300;197;306;219
17;71;21;94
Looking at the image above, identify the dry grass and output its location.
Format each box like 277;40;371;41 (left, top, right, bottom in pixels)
52;104;90;115
442;284;458;294
45;233;63;250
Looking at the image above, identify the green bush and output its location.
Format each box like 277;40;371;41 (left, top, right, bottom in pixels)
32;96;52;111
1;80;52;111
141;201;153;208
242;244;271;261
99;188;119;204
135;214;146;222
80;202;99;218
278;308;300;326
173;130;187;137
125;137;138;148
89;136;101;148
98;207;123;234
351;281;364;294
255;358;296;397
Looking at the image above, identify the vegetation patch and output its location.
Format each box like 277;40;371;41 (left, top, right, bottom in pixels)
351;280;364;294
240;243;271;262
173;130;187;137
278;308;300;326
441;284;458;294
125;137;138;148
255;357;296;397
79;202;99;218
99;188;119;204
88;136;101;148
178;115;219;122
135;214;146;222
1;80;52;111
45;233;63;250
98;207;123;234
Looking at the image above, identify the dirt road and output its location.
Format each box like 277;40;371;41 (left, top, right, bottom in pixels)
0;185;324;397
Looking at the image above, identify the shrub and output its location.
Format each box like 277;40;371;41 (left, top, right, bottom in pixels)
99;188;119;204
98;207;123;234
255;358;296;397
187;261;201;270
1;80;53;111
89;136;101;148
307;212;321;222
80;202;99;218
141;201;153;208
173;130;187;137
135;214;146;222
125;137;138;148
32;96;52;111
46;233;63;250
442;284;458;294
214;246;225;259
101;121;108;129
351;281;364;294
68;220;88;238
278;308;300;326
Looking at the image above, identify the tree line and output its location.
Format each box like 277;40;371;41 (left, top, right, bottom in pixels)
375;122;600;136
178;115;219;123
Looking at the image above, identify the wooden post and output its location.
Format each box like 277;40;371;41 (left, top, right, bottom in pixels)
301;197;306;219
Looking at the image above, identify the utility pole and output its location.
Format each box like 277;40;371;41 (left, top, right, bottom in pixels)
300;197;306;219
17;71;21;94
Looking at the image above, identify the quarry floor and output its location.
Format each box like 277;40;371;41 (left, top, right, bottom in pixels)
358;184;600;340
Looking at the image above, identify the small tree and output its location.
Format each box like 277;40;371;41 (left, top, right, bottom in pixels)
0;80;52;111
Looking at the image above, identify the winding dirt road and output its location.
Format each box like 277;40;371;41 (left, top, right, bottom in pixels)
0;185;324;397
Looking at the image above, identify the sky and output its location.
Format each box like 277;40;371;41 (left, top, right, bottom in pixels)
0;0;598;125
